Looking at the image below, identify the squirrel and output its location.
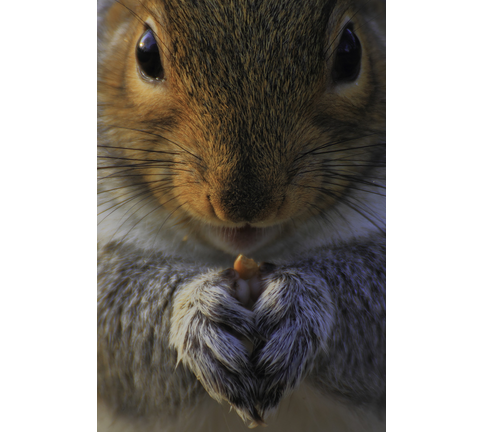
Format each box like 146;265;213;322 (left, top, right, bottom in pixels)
97;0;386;431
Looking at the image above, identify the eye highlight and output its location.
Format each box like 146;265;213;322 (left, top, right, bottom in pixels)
136;28;164;81
332;24;362;83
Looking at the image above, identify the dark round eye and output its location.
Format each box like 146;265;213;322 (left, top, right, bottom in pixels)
332;25;362;83
136;28;164;81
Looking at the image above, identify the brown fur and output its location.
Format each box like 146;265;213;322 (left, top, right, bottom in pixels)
98;0;385;234
98;0;385;429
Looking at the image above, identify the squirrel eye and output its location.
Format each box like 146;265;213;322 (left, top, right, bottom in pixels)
332;25;362;83
136;28;164;81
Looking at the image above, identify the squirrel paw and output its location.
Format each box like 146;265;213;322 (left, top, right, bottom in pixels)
251;263;335;419
170;268;263;425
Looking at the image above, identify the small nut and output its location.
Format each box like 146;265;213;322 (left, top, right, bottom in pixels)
234;254;259;280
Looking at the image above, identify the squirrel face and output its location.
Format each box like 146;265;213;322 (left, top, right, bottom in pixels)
98;0;385;255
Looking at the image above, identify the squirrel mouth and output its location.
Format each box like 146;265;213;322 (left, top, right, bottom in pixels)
207;223;274;254
226;224;261;244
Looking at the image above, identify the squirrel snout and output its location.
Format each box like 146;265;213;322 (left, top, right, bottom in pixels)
208;185;283;224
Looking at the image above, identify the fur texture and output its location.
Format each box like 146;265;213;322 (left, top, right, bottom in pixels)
98;0;386;430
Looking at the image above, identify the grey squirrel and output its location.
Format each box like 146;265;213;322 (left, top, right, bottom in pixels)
97;0;386;431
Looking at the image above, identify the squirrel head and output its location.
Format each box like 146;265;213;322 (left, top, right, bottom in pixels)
98;0;385;254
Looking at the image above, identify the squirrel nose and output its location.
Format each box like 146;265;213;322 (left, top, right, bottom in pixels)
208;185;280;224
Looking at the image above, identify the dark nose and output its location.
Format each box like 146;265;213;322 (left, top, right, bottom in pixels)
209;180;279;224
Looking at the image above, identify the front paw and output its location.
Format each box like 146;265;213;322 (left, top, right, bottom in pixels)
252;264;335;418
170;268;263;425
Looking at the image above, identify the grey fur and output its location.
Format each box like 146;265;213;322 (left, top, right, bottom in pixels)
98;235;385;424
98;0;386;429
